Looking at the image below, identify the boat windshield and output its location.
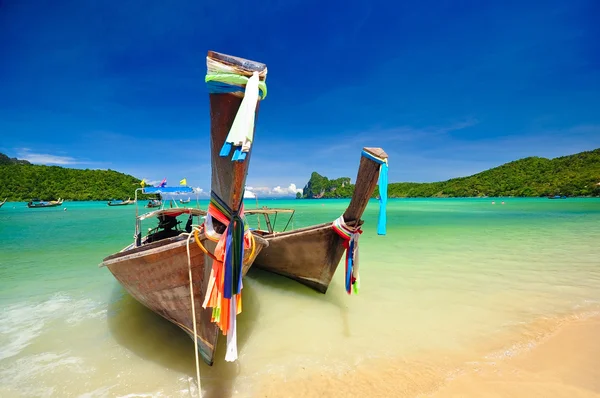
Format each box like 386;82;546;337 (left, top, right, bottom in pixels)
244;208;295;235
131;186;206;247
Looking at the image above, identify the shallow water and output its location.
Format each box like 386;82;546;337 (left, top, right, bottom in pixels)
1;198;599;397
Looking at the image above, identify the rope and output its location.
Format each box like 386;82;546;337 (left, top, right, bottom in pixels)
186;230;203;397
194;228;218;261
332;215;362;295
201;191;251;362
361;150;388;236
205;56;268;162
193;225;256;268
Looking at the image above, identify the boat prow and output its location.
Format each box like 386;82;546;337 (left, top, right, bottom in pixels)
101;229;268;365
101;49;269;366
248;147;389;293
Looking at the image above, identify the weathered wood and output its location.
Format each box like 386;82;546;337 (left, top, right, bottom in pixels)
253;147;387;293
103;233;267;365
207;51;267;76
207;50;267;215
208;95;259;212
343;147;388;221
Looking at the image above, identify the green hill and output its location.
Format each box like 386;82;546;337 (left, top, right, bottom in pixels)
301;172;354;198
0;154;144;201
300;148;600;198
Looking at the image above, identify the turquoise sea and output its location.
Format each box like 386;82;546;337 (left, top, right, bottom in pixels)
1;198;600;397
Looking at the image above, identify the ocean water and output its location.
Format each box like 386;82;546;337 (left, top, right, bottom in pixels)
1;198;600;397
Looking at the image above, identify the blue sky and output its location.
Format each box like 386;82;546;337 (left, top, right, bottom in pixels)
1;0;599;196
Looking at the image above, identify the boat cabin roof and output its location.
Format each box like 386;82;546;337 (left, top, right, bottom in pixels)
141;186;195;195
245;208;295;215
138;207;206;221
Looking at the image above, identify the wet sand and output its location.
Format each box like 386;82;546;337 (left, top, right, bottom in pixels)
259;315;600;398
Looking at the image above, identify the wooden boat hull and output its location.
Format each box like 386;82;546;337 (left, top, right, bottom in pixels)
27;201;63;208
252;147;388;293
102;232;267;365
107;201;134;206
253;222;350;293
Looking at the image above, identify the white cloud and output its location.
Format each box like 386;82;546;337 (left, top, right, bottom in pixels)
273;183;303;195
17;149;80;165
244;183;303;198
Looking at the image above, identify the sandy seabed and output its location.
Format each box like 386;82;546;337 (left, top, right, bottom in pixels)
258;315;600;398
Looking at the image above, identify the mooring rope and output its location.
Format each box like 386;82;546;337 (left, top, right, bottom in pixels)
361;150;388;235
332;215;363;295
186;229;203;397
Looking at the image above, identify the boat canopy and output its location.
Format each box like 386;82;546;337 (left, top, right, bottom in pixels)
138;207;206;221
142;186;195;194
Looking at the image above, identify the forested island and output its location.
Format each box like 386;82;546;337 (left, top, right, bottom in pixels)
300;148;600;198
2;148;599;201
0;153;144;201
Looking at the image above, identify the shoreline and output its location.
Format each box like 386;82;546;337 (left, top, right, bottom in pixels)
2;196;600;203
257;310;600;398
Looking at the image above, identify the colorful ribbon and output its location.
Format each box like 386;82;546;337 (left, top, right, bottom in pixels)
332;215;362;295
205;75;267;100
361;150;388;235
201;191;250;362
205;56;268;162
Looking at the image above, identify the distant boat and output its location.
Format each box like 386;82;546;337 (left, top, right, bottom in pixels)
0;198;6;208
107;198;135;206
146;199;162;208
27;198;64;208
100;50;270;366
246;147;388;293
548;195;567;199
179;197;191;204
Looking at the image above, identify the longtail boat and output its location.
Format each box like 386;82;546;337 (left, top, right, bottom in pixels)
146;198;162;208
246;147;388;294
0;198;6;208
27;198;64;208
100;50;269;366
107;198;135;206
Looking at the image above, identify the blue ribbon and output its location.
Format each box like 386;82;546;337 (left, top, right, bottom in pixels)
346;239;355;293
361;150;388;236
223;224;233;299
206;81;265;99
